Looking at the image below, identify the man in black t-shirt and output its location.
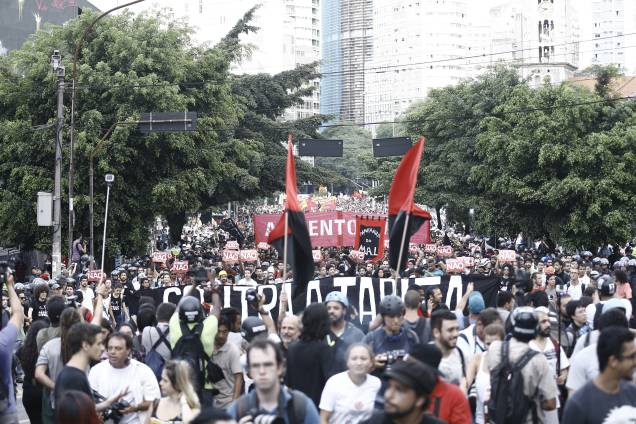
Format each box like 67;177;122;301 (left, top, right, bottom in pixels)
55;323;127;412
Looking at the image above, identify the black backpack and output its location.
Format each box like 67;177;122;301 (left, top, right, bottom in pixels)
488;341;539;424
144;326;171;381
172;321;209;391
236;389;307;424
171;322;225;392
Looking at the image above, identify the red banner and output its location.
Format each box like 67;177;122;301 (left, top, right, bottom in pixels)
253;212;430;248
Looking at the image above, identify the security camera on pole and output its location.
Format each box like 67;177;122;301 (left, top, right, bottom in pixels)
51;50;65;277
101;174;115;271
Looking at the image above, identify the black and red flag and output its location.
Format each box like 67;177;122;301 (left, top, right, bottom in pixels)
388;137;432;272
267;135;314;293
354;215;387;262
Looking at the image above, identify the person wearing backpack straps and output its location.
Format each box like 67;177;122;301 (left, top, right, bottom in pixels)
227;339;320;424
486;307;558;424
169;283;221;408
142;303;176;381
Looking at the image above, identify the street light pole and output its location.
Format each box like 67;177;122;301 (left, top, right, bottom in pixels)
101;174;115;270
51;50;65;277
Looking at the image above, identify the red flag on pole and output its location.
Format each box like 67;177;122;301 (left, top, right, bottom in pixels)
267;135;314;291
387;137;431;272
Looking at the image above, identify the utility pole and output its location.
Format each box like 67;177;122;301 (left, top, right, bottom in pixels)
51;50;65;277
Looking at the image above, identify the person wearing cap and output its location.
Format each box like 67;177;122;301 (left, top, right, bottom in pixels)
456;292;487;360
361;359;444;424
363;295;419;374
566;307;632;395
530;307;570;424
486;307;558;423
324;291;365;374
408;344;472;424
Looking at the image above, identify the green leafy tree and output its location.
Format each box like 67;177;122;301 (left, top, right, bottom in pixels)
0;8;338;258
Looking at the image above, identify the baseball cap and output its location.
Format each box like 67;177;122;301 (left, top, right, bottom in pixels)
468;292;485;314
384;360;437;396
324;291;349;308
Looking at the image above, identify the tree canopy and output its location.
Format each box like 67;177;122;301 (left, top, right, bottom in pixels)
0;9;339;257
372;66;636;249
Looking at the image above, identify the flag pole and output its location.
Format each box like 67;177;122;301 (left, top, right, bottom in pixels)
282;210;289;282
395;212;411;277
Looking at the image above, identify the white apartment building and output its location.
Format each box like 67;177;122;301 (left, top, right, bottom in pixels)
93;0;321;120
489;0;580;87
363;0;491;128
578;0;636;75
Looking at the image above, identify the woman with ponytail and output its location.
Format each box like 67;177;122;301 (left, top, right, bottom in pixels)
147;360;201;424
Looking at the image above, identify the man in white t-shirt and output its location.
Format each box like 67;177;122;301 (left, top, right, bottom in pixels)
237;269;257;287
89;332;160;424
530;308;570;424
79;275;95;313
431;309;465;387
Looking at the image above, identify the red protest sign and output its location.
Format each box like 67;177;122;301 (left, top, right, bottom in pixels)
445;258;464;273
257;242;270;250
312;250;322;263
437;246;453;257
458;256;475;268
222;249;240;264
499;249;516;263
152;252;170;263
349;250;365;263
225;240;240;250
171;261;189;273
239;250;259;262
424;244;437;253
87;270;103;282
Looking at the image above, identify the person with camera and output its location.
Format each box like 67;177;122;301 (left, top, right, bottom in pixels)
89;331;161;424
54;323;127;415
363;295;419;373
228;339;320;424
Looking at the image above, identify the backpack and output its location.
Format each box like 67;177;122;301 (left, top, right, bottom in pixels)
236;389;307;424
488;341;539;424
172;321;209;391
144;326;171;381
406;317;432;344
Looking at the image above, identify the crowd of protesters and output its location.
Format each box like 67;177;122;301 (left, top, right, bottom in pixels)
1;200;636;424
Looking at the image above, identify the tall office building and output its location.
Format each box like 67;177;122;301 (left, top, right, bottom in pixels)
489;0;580;87
578;0;636;74
320;0;373;124
364;0;493;127
93;0;321;120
